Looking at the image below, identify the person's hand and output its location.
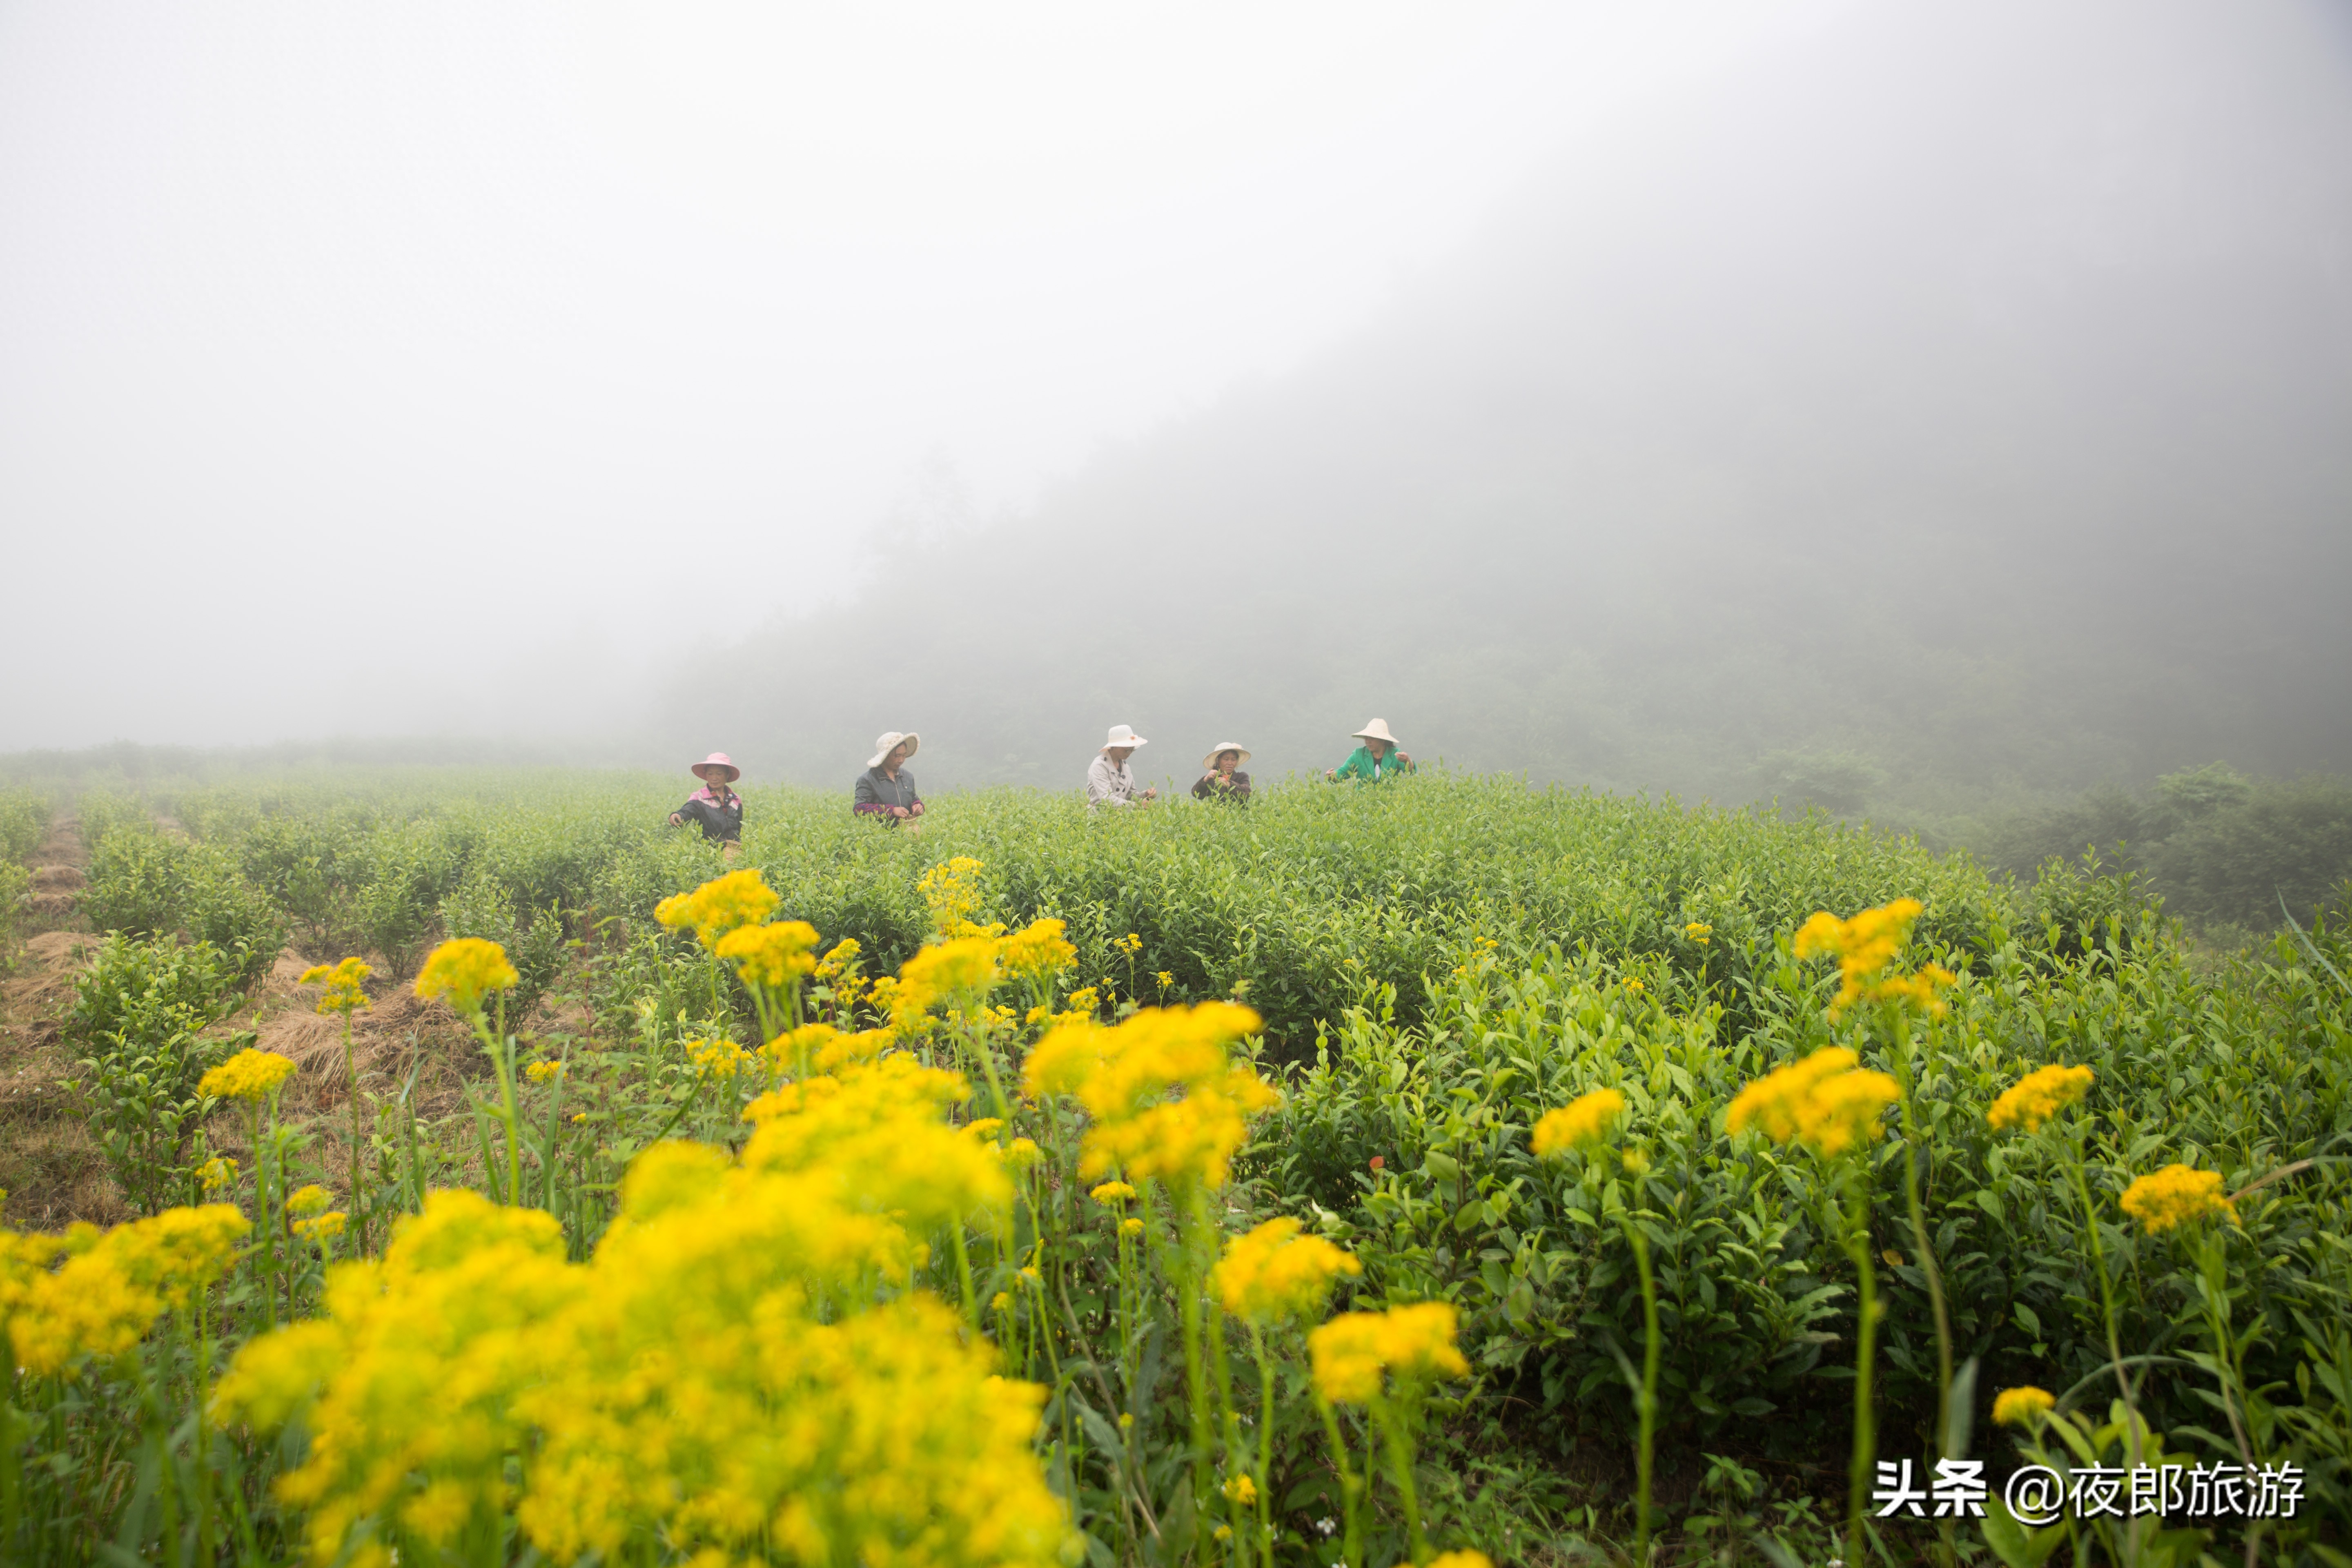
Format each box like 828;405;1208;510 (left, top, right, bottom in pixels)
1325;770;1336;782
1143;787;1158;800
891;806;911;819
1397;751;1412;764
911;802;924;816
668;812;684;826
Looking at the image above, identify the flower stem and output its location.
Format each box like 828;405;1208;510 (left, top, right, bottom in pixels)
1628;1220;1659;1563
1844;1169;1878;1568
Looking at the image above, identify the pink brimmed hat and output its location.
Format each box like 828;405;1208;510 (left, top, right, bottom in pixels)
691;752;740;783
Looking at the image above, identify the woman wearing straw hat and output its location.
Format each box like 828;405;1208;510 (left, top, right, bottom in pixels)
669;752;745;855
855;731;925;833
1192;742;1252;804
1086;724;1158;811
1326;719;1414;784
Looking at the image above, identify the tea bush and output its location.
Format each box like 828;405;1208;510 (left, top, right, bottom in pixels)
64;933;251;1214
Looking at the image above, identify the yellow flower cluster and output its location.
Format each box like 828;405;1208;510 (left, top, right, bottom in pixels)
1222;1472;1258;1506
6;1205;247;1376
1088;1181;1136;1207
916;857;996;939
1992;1386;2055;1427
292;1211;348;1245
684;1036;750;1081
1428;1553;1495;1568
414;938;520;1015
895;936;1004;1025
713;918;820;989
1211;1218;1362;1327
286;1184;331;1218
299;957;372;1016
196;1155;238;1191
1022;1003;1278;1190
1986;1065;2095;1134
654;869;780;949
2119;1163;2237;1234
1792;898;1954;1016
200;1047;298;1104
813;937;862;979
1307;1301;1468;1404
1726;1047;1900;1158
524;1059;565;1085
218;1043;1066;1568
1530;1088;1624;1157
999;918;1077;983
1683;922;1712;944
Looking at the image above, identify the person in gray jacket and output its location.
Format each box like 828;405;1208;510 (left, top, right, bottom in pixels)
1087;724;1158;811
855;731;924;831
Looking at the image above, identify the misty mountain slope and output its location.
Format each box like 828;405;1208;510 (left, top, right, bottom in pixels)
677;0;2352;808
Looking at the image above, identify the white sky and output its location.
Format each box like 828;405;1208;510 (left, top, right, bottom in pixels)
0;1;1845;748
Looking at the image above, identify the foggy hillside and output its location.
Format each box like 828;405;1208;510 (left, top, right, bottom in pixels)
674;0;2352;817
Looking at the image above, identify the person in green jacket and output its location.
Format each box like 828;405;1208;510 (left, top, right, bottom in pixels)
1327;718;1415;784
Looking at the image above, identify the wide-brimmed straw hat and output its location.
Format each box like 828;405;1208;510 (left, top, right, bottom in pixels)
1352;718;1401;747
868;731;920;768
691;752;740;783
1101;724;1149;753
1201;742;1252;769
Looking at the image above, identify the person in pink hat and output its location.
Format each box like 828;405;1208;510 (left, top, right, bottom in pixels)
669;752;744;856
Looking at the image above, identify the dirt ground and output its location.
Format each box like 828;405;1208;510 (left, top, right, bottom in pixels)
0;813;552;1229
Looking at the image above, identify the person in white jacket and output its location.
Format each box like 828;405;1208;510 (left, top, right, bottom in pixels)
1086;724;1158;811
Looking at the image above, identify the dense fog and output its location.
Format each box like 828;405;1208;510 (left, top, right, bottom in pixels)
673;0;2352;822
5;1;2349;834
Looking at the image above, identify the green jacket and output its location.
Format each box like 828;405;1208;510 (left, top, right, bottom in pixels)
1332;745;1413;784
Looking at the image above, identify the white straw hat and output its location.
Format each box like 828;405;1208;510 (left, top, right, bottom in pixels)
1352;718;1402;746
867;731;920;769
1200;742;1252;769
1101;724;1149;752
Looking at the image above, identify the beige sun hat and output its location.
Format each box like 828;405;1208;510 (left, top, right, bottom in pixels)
1101;724;1149;752
1200;742;1252;769
1352;718;1402;746
867;731;920;768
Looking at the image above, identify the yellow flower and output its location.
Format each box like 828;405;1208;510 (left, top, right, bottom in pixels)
1213;1526;1233;1544
300;957;373;1016
1063;987;1100;1018
998;918;1078;982
1000;1137;1042;1169
1114;933;1143;957
1621;1147;1651;1177
1623;978;1645;994
1307;1302;1468;1405
967;1118;1007;1142
1222;1472;1258;1506
570;1113;587;1124
1018;1265;1042;1287
713;920;820;989
1089;1181;1136;1207
916;858;997;939
990;1292;1011;1313
1211;1218;1362;1327
10;1205;248;1376
525;1060;566;1085
2120;1164;2237;1234
1987;1065;2094;1134
1427;1554;1495;1568
1120;1217;1144;1237
654;869;780;949
1792;899;1951;1016
812;937;862;979
684;1037;749;1081
200;1048;297;1104
1725;1047;1900;1158
286;1184;331;1218
414;938;521;1015
196;1156;238;1191
1992;1386;2055;1427
292;1211;348;1244
895;936;1005;1025
1683;922;1712;944
1035;1004;1277;1191
1530;1088;1624;1158
1154;971;1174;989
